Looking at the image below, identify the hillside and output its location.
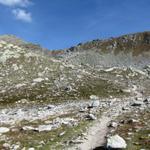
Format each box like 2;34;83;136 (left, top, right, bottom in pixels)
0;31;149;150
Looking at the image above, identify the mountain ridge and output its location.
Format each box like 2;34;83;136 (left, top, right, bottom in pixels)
1;31;150;56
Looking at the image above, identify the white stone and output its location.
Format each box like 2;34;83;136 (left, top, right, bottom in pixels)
12;64;19;71
107;134;127;149
109;122;118;128
90;95;99;100
105;67;117;72
0;127;10;134
33;78;44;83
22;126;36;131
12;144;20;150
92;100;100;107
15;83;26;89
38;125;52;132
28;148;35;150
87;114;97;120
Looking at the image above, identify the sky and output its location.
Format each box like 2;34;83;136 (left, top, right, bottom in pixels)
0;0;150;50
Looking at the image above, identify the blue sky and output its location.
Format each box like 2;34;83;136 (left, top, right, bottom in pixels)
0;0;150;50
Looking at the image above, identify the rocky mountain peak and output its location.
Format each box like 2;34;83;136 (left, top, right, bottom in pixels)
67;31;150;56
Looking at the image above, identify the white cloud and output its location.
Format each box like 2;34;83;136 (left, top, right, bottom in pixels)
12;9;32;22
0;0;30;7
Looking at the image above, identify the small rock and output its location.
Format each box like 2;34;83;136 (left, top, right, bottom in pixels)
38;125;52;132
11;128;20;132
120;120;125;124
133;142;140;145
107;134;127;149
59;131;66;137
47;104;55;109
79;107;88;112
13;144;20;150
128;119;139;124
143;97;150;104
126;137;132;141
0;127;10;134
39;141;45;145
135;97;143;101
91;100;100;107
128;132;133;136
33;78;44;83
122;107;129;111
28;148;35;150
22;126;37;131
87;114;97;120
90;95;99;100
108;122;118;128
131;101;143;107
19;99;28;104
3;143;10;149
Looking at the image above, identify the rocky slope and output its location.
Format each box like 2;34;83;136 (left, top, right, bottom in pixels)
0;31;149;150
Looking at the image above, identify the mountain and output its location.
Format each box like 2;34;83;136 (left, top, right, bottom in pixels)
0;31;149;150
67;31;150;55
0;31;150;105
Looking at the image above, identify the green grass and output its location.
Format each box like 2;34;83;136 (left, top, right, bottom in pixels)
1;120;90;150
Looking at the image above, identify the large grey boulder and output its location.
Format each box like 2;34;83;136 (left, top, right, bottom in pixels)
107;134;127;149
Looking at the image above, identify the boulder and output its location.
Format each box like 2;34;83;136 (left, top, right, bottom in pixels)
107;135;127;149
